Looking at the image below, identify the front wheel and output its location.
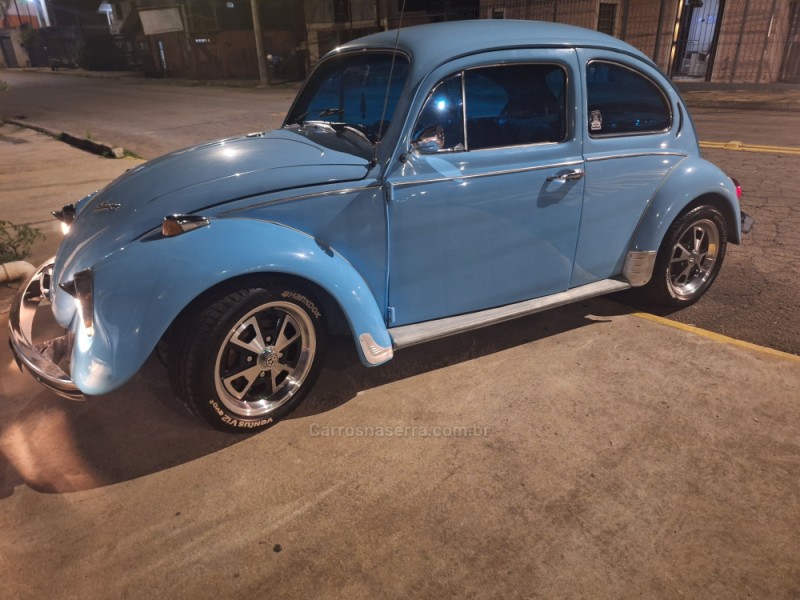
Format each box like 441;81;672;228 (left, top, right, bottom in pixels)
642;205;728;307
169;283;326;432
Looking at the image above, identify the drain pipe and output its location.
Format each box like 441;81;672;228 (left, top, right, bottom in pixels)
0;261;35;284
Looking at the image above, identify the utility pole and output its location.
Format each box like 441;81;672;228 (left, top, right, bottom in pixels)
251;0;268;87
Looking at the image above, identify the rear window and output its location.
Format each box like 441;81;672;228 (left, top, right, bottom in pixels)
586;61;671;137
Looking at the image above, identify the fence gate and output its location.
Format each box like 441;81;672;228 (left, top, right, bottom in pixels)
782;1;800;81
672;0;725;80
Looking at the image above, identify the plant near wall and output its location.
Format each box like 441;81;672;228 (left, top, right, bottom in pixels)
0;220;44;263
19;26;40;50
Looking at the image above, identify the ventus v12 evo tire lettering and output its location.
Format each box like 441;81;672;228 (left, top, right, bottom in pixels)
169;283;327;432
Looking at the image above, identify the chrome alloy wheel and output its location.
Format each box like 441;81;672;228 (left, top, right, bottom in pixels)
213;301;316;418
666;218;720;301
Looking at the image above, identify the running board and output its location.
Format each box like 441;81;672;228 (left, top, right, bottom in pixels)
389;278;631;349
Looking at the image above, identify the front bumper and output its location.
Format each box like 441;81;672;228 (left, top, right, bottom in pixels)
8;258;84;401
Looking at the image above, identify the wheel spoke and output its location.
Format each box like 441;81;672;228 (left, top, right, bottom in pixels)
671;243;691;264
693;226;706;253
675;263;694;284
229;316;267;354
275;316;300;352
223;365;264;400
269;364;292;393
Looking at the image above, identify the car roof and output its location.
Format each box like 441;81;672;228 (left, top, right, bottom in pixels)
333;19;655;78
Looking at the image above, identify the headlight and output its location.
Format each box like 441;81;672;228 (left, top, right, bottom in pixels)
59;269;94;336
52;204;76;235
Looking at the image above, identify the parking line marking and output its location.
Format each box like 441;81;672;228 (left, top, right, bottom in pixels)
632;312;800;363
699;140;800;155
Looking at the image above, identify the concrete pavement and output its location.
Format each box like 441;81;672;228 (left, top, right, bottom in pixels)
1;122;800;597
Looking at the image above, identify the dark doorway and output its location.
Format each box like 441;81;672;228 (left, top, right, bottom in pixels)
672;0;725;80
1;35;19;68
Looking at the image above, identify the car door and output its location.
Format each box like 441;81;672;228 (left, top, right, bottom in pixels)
385;50;585;327
571;49;687;287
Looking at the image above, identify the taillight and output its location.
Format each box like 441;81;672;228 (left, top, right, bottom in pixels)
731;177;742;201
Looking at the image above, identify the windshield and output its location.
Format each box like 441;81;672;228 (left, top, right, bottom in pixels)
285;52;410;144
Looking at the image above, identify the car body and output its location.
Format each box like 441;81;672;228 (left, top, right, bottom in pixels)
10;20;752;431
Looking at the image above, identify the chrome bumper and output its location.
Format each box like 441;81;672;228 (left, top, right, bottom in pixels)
7;258;85;401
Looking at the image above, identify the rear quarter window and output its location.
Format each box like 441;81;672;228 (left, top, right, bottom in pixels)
586;61;671;137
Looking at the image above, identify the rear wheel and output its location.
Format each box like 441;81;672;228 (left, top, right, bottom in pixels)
170;283;326;432
642;205;728;307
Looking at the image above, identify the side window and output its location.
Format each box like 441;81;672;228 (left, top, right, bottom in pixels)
413;63;567;153
465;64;567;150
586;61;671;136
414;74;465;151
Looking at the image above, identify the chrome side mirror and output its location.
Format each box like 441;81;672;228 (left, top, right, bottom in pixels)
412;125;445;154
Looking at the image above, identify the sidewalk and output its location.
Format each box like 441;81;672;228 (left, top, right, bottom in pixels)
19;66;302;91
677;81;800;112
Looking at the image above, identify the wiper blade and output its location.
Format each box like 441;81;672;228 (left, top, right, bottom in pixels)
293;107;344;124
336;123;375;145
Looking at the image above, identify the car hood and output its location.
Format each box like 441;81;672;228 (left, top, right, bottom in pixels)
81;129;369;223
54;129;370;282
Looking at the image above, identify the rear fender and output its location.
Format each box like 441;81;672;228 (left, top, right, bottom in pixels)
630;156;742;255
70;219;393;395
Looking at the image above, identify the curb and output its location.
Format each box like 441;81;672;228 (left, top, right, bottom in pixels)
0;119;126;159
683;100;800;113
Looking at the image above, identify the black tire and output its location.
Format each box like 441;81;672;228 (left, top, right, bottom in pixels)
169;282;326;432
642;204;728;307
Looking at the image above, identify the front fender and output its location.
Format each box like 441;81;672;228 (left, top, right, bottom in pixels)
69;218;393;395
630;157;742;255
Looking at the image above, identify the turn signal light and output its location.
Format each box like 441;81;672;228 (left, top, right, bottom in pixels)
162;214;210;237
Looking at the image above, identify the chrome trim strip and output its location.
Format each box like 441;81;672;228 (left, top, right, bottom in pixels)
389;278;631;349
623;251;657;287
461;71;468;150
220;185;383;216
586;151;687;162
391;159;584;188
358;333;394;365
8;258;85;401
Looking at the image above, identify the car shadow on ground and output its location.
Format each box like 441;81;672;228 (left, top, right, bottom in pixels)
0;295;642;497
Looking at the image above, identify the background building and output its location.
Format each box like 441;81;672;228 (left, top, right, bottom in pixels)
481;0;800;83
2;0;798;83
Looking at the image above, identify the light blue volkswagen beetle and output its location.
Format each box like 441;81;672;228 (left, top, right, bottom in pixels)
10;20;752;431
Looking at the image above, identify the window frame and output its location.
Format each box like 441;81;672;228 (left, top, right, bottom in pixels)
412;61;571;154
585;59;673;139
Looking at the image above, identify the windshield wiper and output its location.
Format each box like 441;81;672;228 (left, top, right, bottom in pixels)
335;123;375;145
293;107;344;125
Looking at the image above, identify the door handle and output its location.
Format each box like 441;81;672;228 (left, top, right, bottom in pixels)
546;169;585;182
